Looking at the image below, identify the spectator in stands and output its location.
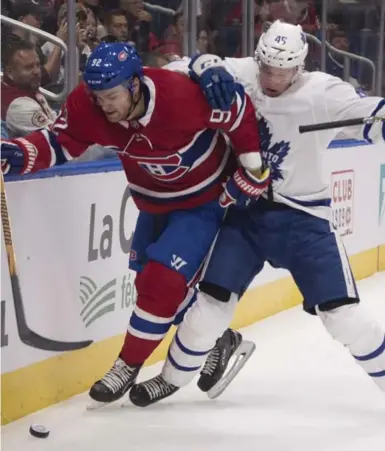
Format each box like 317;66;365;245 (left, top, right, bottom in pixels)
164;11;184;55
120;0;159;52
41;2;92;88
3;0;63;88
103;9;129;43
326;29;363;92
86;7;101;50
122;0;150;20
76;0;109;40
201;0;247;57
196;28;210;54
141;51;176;68
1;40;56;138
80;0;108;19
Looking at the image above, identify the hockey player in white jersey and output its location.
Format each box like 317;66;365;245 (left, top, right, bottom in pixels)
128;20;385;408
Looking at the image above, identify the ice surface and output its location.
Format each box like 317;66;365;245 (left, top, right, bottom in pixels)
2;273;385;451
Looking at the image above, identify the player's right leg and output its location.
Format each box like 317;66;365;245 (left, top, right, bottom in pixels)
89;211;168;405
129;207;264;406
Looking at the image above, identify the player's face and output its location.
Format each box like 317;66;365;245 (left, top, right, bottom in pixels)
258;63;296;97
93;85;133;122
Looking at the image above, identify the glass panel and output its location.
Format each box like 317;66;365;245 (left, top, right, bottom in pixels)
199;0;244;57
254;1;322;71
325;0;381;95
136;1;183;58
251;0;383;95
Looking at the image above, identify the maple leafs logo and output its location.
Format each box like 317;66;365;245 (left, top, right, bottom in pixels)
259;116;290;182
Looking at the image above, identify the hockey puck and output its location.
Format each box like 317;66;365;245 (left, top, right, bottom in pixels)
29;424;50;438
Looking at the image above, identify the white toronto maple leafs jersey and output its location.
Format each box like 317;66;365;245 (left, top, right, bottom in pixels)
165;57;385;220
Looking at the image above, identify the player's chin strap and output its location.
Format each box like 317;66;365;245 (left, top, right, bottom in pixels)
125;79;143;120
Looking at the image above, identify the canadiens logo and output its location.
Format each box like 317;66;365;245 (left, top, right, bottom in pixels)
259;116;290;181
123;133;190;182
31;110;48;128
124;129;217;183
130;153;190;181
118;51;128;62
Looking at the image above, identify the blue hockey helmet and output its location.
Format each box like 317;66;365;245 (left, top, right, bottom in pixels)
83;42;143;94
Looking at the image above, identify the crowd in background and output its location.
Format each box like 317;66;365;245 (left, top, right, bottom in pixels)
1;0;384;154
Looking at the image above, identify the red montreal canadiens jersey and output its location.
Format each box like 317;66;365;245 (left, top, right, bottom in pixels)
15;68;261;213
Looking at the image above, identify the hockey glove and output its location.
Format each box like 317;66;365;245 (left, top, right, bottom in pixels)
1;140;26;175
220;166;271;208
188;54;235;111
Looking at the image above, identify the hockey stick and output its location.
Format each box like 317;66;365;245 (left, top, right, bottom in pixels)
1;174;93;351
299;115;384;134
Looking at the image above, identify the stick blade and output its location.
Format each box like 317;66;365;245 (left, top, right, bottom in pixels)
19;331;93;351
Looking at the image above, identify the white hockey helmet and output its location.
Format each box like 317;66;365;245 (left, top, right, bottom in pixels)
255;20;308;70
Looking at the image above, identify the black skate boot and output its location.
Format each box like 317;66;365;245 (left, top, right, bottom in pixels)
129;375;179;407
197;328;243;392
89;357;140;404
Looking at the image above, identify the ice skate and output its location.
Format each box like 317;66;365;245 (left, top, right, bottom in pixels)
129;374;179;407
198;328;256;399
88;357;140;409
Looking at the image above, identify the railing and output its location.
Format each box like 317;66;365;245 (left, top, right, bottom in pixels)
144;2;175;16
1;0;383;101
0;14;77;103
182;0;197;57
242;0;255;57
306;32;377;94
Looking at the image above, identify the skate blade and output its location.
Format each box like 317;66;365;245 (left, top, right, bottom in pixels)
121;397;132;408
207;340;256;400
86;397;129;411
86;400;109;411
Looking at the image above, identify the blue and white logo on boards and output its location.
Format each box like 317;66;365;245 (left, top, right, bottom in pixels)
380;164;385;226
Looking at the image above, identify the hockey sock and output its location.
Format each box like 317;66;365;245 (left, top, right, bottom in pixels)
120;261;187;366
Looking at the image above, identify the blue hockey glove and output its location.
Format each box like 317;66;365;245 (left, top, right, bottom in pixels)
220;166;271;208
1;140;26;175
188;54;235;111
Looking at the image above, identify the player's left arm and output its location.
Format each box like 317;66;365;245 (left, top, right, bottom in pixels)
324;76;384;143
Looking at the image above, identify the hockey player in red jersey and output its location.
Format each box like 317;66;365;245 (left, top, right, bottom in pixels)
1;42;270;405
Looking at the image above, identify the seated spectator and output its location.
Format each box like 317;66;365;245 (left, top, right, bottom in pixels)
76;0;109;40
85;7;102;50
120;0;159;52
163;11;184;56
41;2;93;87
1;40;56;138
141;51;171;68
102;9;130;43
3;0;61;87
196;28;210;54
327;29;363;91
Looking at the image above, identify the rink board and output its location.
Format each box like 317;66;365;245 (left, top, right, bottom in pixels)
379;244;385;271
1;139;385;424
